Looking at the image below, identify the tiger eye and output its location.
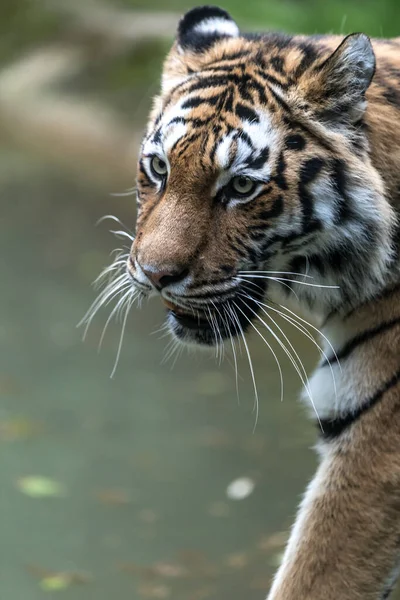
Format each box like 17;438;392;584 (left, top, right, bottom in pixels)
231;176;257;196
150;156;168;177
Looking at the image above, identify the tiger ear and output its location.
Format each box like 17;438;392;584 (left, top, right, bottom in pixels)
161;6;239;94
177;5;239;53
299;33;375;125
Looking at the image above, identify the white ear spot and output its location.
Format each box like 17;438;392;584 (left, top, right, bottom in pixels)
193;17;239;38
177;6;239;52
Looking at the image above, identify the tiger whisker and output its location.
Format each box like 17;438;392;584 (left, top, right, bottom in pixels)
232;300;284;405
162;336;183;367
98;286;136;352
96;214;135;237
205;306;218;361
235;297;323;429
110;187;137;198
93;256;129;288
277;303;342;372
236;275;300;301
110;229;135;242
252;298;339;402
239;274;340;289
238;292;316;409
79;274;130;340
161;337;177;365
229;303;261;432
171;340;185;369
238;270;314;279
220;303;240;403
110;294;135;379
211;302;225;366
151;321;171;338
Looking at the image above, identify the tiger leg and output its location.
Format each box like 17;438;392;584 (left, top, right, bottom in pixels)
267;423;400;600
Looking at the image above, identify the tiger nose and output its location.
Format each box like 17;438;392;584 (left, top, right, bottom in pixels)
142;266;189;291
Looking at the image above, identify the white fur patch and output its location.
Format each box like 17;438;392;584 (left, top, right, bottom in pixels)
163;121;187;154
215;130;237;170
193;17;239;38
242;113;278;153
214;110;277;190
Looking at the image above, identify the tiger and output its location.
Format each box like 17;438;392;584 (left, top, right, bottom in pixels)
85;5;400;599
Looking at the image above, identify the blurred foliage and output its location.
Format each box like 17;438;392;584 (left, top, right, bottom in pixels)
1;0;399;104
1;0;399;67
0;0;64;64
119;0;400;37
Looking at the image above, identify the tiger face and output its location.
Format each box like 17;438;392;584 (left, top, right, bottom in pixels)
128;6;395;346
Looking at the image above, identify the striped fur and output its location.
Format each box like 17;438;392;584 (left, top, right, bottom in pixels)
127;6;400;598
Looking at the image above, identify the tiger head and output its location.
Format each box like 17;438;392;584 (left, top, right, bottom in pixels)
128;6;395;346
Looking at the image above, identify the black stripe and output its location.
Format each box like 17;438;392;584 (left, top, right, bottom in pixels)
259;221;322;258
294;43;320;77
257;195;284;219
174;132;202;158
270;55;285;74
272;152;288;190
247;146;270;170
298;157;325;229
330;158;353;223
223;88;234;111
320;368;400;439
254;68;289;90
306;253;326;276
267;84;292;113
167;116;186;128
203;50;251;66
241;76;268;104
235;103;260;123
285;134;306;151
322;316;400;366
152;127;162;144
237;130;255;151
181;94;222;110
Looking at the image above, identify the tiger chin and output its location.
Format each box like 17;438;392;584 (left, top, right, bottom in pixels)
91;6;400;600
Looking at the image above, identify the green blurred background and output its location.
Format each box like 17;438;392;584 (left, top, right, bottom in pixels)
0;1;398;599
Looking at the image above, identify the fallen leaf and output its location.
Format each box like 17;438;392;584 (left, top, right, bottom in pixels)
17;476;66;498
138;583;171;598
27;565;91;591
96;488;131;506
152;562;187;578
0;417;44;441
119;560;187;580
40;574;71;592
224;553;249;569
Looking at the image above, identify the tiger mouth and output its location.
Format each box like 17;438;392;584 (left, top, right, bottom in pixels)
161;299;210;331
161;281;266;345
